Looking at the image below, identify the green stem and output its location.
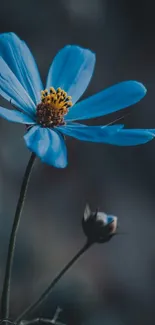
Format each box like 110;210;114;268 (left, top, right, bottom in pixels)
1;153;36;319
16;241;93;323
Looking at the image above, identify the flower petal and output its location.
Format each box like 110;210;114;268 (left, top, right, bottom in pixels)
58;123;154;145
107;216;115;224
0;33;43;104
24;126;67;168
58;123;124;142
46;45;95;105
65;81;147;121
0;106;35;124
0;56;36;117
103;128;154;146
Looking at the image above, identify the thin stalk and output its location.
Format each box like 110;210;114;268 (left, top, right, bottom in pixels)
19;308;64;325
16;241;93;322
1;153;36;319
19;318;65;325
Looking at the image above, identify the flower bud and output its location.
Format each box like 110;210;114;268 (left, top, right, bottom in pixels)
82;204;118;243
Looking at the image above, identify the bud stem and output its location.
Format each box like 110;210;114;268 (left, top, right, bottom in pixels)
16;241;93;323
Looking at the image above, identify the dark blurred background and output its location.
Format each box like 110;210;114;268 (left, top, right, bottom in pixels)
0;0;155;324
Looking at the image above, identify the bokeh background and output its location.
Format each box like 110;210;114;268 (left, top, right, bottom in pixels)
0;0;155;324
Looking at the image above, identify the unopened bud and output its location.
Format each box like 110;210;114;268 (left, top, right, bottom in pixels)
82;204;118;243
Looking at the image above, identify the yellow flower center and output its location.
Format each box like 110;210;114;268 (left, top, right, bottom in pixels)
36;87;72;127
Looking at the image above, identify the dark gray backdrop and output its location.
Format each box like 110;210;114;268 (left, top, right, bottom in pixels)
0;1;155;324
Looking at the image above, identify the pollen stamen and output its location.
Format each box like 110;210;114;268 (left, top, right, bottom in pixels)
36;87;72;127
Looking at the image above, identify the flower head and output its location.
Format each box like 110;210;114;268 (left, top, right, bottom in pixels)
0;33;154;167
82;204;118;243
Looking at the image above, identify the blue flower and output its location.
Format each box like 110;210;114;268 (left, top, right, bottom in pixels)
0;33;154;168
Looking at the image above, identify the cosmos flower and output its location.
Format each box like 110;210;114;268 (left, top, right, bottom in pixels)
82;204;118;243
0;33;154;168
